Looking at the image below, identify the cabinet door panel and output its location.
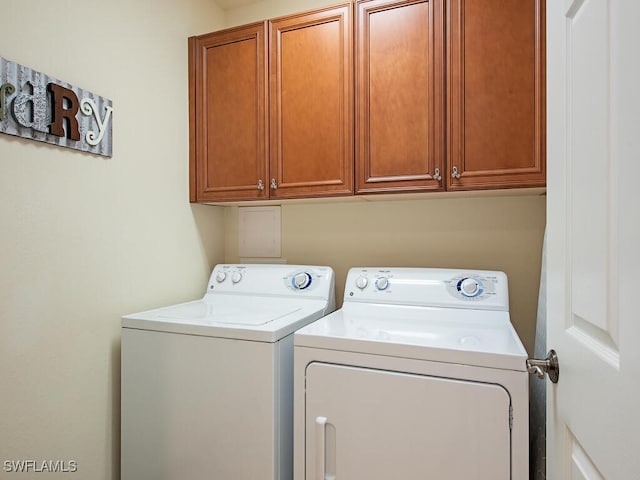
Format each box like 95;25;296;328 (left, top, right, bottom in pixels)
190;23;268;202
448;0;546;190
269;4;353;199
356;0;445;194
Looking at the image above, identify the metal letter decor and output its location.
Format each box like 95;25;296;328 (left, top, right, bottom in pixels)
0;56;113;157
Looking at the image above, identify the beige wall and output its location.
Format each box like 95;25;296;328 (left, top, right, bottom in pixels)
0;1;226;479
224;195;546;353
225;0;340;25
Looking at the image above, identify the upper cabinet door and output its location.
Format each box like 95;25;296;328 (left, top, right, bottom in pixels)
269;4;354;199
189;23;268;202
447;0;546;191
356;0;445;194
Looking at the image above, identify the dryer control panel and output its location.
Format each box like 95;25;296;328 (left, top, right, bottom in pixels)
445;273;499;302
345;268;509;311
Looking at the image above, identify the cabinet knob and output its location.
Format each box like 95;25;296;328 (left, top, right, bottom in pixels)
433;168;442;181
270;178;278;189
452;166;461;179
257;179;265;191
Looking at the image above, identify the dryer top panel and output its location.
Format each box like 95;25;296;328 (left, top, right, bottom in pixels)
294;303;527;371
295;267;526;371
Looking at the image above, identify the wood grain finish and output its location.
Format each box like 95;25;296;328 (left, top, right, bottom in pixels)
356;0;445;194
189;1;545;203
189;23;268;202
447;0;546;190
269;3;353;199
188;36;197;202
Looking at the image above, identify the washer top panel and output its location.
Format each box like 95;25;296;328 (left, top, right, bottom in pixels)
122;264;335;342
124;295;331;342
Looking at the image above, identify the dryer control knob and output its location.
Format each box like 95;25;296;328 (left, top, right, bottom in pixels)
293;272;312;290
355;276;369;290
231;271;243;284
460;277;479;296
216;272;227;283
375;277;390;291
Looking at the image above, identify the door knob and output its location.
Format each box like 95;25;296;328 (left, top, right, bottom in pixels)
527;349;559;384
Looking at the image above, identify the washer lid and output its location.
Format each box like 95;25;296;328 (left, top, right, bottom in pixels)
122;294;330;342
294;303;528;371
151;296;300;326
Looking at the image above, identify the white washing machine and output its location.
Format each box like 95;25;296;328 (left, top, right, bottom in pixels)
121;264;335;480
294;267;529;480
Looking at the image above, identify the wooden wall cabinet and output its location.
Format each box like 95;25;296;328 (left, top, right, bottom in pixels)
356;0;445;194
355;0;545;194
189;23;268;202
446;0;546;191
189;4;353;203
269;4;354;199
189;0;545;203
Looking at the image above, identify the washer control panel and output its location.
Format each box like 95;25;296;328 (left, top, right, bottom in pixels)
345;268;508;311
212;266;247;286
215;271;227;283
207;264;335;298
290;271;313;290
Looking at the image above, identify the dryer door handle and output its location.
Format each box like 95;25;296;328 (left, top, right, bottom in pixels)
315;416;336;480
315;416;328;480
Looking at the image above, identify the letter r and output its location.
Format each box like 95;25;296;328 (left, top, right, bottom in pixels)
48;83;80;140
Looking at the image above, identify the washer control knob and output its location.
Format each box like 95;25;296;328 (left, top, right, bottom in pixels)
293;272;312;290
215;272;227;283
460;277;479;296
375;277;390;291
231;271;243;284
355;276;369;290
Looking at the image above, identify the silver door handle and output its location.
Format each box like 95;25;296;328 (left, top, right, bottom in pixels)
433;168;442;181
527;349;559;383
270;178;278;189
452;166;461;179
257;179;265;191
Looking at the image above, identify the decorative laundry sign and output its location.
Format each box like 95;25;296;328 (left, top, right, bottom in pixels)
0;56;113;157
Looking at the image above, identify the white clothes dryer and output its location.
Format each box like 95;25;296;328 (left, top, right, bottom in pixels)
121;264;335;480
294;267;528;480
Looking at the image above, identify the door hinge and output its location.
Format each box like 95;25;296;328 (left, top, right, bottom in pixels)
509;405;513;430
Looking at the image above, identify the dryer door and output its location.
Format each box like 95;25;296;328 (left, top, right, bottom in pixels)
305;362;511;480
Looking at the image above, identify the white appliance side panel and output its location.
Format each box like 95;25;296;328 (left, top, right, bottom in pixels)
305;363;511;480
276;333;294;480
121;328;276;480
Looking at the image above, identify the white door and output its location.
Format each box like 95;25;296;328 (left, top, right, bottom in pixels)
547;1;640;478
305;363;511;479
